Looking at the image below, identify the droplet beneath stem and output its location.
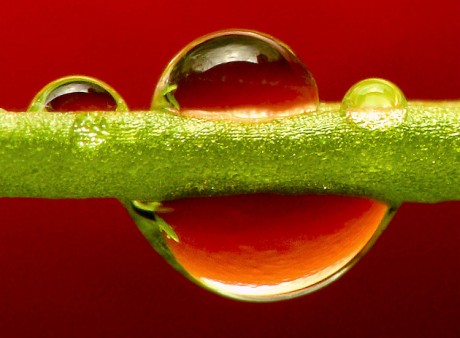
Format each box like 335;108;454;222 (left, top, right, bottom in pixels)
131;194;394;302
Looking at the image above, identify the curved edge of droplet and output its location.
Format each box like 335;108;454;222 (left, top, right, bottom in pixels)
224;203;400;303
27;75;128;112
122;200;194;280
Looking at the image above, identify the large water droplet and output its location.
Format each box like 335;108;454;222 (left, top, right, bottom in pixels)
152;30;319;121
130;194;395;302
342;78;407;129
28;75;128;112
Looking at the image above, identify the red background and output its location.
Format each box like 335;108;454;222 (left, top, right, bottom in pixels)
0;0;459;337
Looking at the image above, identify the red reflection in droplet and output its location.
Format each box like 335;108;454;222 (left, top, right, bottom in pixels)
46;82;117;111
154;31;319;120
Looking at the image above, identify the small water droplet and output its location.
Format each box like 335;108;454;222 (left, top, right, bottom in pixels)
342;78;407;129
71;114;110;149
152;30;319;121
28;75;128;112
130;194;394;302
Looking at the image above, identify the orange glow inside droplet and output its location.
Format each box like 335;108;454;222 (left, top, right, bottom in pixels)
159;194;388;291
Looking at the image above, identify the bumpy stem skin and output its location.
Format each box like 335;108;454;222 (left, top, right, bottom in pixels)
0;102;458;204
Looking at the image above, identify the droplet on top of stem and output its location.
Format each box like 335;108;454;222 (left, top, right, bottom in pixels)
28;75;128;112
342;78;407;129
152;30;319;121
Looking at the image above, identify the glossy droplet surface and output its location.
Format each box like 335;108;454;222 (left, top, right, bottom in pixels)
133;194;393;302
28;76;128;112
342;78;407;129
153;30;319;121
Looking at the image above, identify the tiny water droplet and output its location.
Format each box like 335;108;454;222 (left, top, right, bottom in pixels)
152;30;319;121
71;114;110;149
28;75;128;112
130;194;395;302
342;78;407;129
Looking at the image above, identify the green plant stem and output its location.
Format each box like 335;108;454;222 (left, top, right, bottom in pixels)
0;102;459;204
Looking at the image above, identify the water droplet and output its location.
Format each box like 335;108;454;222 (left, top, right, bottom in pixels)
28;75;128;112
71;114;110;149
342;78;407;129
130;194;394;302
152;30;319;121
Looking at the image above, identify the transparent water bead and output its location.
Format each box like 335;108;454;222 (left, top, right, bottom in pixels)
131;194;394;302
28;75;128;112
152;30;319;121
342;78;407;129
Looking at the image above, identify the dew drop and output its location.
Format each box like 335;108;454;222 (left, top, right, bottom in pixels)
152;30;319;121
342;78;407;129
131;194;395;302
28;75;128;112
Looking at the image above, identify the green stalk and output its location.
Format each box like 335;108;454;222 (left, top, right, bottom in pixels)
0;102;458;204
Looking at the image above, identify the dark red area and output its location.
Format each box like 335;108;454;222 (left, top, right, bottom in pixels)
162;195;384;253
163;194;375;249
0;0;458;337
47;91;117;111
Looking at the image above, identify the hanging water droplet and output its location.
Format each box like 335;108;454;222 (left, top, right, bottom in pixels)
152;30;319;121
28;75;128;112
130;194;395;302
342;78;407;129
